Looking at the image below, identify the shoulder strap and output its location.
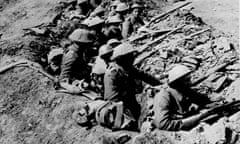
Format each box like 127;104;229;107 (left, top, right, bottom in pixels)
113;102;123;129
95;101;111;125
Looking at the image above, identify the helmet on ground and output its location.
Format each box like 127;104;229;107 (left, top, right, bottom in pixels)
168;64;192;83
82;17;105;27
69;28;95;43
111;42;136;60
131;3;143;9
98;44;114;57
116;3;129;12
106;15;123;24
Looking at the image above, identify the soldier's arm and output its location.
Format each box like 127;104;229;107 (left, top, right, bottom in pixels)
134;68;162;86
103;68;121;101
153;91;183;131
138;17;145;26
153;90;212;131
59;50;79;81
121;20;131;39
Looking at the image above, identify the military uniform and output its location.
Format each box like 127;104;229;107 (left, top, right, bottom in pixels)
153;86;210;131
104;25;122;40
104;62;161;120
59;43;91;82
122;15;144;39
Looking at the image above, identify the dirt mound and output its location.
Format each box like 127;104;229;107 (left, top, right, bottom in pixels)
191;0;239;44
0;0;58;39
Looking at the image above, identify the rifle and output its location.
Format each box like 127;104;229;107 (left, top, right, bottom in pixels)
201;100;240;122
146;2;192;27
133;28;210;66
191;57;238;86
137;25;186;54
129;29;172;42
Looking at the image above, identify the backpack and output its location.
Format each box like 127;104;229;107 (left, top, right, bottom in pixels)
95;101;134;130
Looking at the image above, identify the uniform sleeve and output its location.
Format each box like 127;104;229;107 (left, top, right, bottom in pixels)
104;68;121;101
121;20;131;39
59;50;78;81
153;90;183;131
134;69;162;86
139;18;145;26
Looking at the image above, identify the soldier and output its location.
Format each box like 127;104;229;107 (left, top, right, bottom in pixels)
115;3;129;22
91;39;121;94
59;28;96;93
83;16;107;48
75;0;93;17
89;5;105;18
122;3;145;39
47;48;64;75
108;0;121;16
104;15;123;40
104;43;162;128
153;65;214;131
89;0;102;9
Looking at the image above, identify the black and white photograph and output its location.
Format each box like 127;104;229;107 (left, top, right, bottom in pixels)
0;0;239;143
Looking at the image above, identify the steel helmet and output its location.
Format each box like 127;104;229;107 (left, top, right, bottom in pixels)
90;6;105;17
107;39;121;46
69;28;95;43
77;0;88;4
131;3;143;9
168;64;192;83
106;15;123;24
111;42;136;60
48;48;64;63
116;3;129;12
111;0;121;7
82;17;105;27
98;44;114;57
